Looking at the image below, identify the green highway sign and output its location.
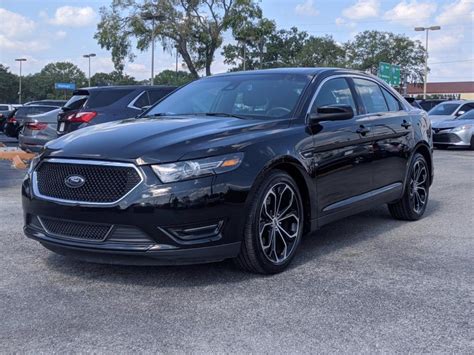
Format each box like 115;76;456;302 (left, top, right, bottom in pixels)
378;62;401;86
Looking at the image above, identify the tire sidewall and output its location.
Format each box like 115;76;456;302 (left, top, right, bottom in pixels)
406;153;430;219
247;171;304;274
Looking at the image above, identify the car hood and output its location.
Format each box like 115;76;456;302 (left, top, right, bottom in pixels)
428;114;453;123
432;119;473;129
44;115;284;164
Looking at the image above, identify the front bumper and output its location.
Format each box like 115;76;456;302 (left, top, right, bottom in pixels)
433;130;471;146
22;162;252;265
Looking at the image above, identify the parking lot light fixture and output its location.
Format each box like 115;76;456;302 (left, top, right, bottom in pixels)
83;53;96;87
142;13;166;85
15;58;27;104
414;26;441;99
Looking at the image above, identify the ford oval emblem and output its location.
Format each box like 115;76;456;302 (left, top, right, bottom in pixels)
65;175;86;188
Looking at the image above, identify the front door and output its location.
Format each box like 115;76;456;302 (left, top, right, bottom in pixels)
309;77;373;216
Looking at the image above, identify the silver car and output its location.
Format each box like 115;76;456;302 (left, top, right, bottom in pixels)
432;109;474;149
428;100;474;124
18;108;60;152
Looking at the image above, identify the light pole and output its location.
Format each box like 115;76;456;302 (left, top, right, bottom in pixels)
15;58;26;104
142;13;165;85
83;53;96;87
415;26;441;99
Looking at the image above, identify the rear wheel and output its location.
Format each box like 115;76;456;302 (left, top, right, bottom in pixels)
388;153;429;221
235;170;304;274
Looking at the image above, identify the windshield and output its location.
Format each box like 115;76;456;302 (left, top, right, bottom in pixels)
457;110;474;120
146;73;312;119
428;103;459;115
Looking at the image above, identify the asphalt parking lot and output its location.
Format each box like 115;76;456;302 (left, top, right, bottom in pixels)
0;133;472;352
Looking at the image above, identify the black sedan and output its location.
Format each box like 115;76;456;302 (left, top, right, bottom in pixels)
23;68;433;274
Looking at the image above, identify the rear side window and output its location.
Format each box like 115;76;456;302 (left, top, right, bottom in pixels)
86;89;134;108
458;103;474;114
0;105;9;110
148;89;173;105
311;78;356;113
131;92;150;109
64;95;88;110
353;78;388;114
381;88;402;111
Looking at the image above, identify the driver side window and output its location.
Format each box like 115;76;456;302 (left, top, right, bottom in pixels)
311;78;356;113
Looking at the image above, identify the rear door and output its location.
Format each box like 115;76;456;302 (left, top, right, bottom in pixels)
352;78;412;188
309;77;374;215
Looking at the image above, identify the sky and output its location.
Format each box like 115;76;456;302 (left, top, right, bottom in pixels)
0;0;473;82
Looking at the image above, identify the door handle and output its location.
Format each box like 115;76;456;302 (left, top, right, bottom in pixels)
401;120;412;129
356;125;371;135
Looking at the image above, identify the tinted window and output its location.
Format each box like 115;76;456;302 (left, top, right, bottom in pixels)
353;78;388;114
311;78;356;113
0;105;9;110
86;89;134;108
457;110;474;120
381;88;401;111
458;104;474;114
149;89;173;105
64;95;88;110
147;74;311;119
132;92;150;108
428;103;459;115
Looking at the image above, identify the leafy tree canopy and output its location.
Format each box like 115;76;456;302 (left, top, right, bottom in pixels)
153;69;195;86
95;0;262;78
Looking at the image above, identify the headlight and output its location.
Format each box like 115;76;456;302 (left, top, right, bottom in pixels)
27;155;41;174
451;125;472;133
152;153;244;183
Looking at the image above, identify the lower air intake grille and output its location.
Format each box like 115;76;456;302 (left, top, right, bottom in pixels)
39;217;112;241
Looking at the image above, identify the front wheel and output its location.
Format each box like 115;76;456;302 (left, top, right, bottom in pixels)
235;170;304;274
388;153;429;221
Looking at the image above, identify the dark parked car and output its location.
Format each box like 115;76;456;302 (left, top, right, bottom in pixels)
417;99;447;112
23;68;433;274
4;105;61;138
57;85;176;135
0;104;21;131
19;108;61;152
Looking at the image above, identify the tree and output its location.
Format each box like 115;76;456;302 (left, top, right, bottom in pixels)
21;62;87;100
95;0;262;78
153;70;195;86
297;36;346;68
0;65;19;103
91;71;137;86
345;30;426;84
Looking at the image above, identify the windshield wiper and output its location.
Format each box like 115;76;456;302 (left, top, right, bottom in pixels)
201;112;248;119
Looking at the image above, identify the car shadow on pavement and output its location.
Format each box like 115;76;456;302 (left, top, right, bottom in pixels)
44;199;441;286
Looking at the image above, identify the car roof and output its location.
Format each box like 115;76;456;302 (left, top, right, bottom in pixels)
210;67;368;78
79;85;177;91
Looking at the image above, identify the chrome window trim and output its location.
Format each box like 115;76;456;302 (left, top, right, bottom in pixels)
32;158;145;207
127;91;148;111
306;74;408;119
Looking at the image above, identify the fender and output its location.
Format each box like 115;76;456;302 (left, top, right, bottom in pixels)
401;141;434;195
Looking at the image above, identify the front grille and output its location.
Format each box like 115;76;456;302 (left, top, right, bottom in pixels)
433;133;461;143
35;160;142;204
39;216;112;241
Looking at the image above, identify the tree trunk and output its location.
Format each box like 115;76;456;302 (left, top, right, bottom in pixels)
177;42;199;79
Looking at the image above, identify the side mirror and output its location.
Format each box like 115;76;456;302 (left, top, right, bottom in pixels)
308;105;354;124
456;110;465;116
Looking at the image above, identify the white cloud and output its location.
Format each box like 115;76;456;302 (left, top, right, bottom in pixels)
0;8;36;39
55;30;67;40
342;0;380;20
295;0;320;17
47;6;97;27
0;35;49;52
436;0;474;25
335;17;357;29
384;1;437;26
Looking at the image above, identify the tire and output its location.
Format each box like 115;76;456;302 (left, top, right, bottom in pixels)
434;144;448;150
235;170;304;274
388;153;429;221
470;136;474;150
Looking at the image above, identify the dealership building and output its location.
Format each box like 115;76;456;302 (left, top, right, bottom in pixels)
407;81;474;100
